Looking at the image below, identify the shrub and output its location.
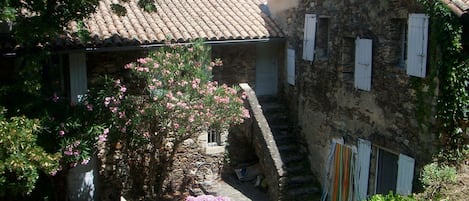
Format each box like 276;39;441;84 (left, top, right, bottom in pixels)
0;107;60;196
368;192;417;201
417;162;457;200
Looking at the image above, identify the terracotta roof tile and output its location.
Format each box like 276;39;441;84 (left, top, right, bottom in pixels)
441;0;469;17
59;0;283;48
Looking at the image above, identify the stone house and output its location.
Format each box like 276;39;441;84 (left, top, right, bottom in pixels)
0;0;286;199
267;0;439;199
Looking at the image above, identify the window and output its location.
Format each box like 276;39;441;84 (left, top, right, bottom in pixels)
323;139;415;200
287;48;295;85
406;13;429;78
316;17;330;59
207;128;221;146
198;127;228;154
399;20;407;67
354;38;373;91
302;14;317;61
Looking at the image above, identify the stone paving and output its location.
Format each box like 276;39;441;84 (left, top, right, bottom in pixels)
210;173;269;201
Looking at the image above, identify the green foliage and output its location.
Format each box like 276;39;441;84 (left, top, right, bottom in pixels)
368;192;417;201
421;162;457;186
0;0;158;47
417;162;457;200
419;0;469;164
0;107;60;196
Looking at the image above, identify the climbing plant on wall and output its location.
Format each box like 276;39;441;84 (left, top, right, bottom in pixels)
419;0;469;164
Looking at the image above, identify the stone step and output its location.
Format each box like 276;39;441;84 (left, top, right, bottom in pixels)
287;175;316;185
272;131;297;142
281;154;304;164
289;192;322;201
265;114;289;125
284;163;305;174
277;144;298;152
287;185;321;197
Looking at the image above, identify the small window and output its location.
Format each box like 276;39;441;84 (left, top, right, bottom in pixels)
316;17;330;59
397;19;407;68
207;128;221;146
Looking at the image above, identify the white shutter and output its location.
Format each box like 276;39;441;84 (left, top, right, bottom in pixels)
69;53;88;104
396;154;415;196
407;13;429;78
303;14;317;61
287;48;295;85
354;139;371;201
354;38;373;91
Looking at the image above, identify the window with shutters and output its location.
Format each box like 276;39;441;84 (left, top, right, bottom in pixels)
287;48;295;85
368;145;415;196
302;14;317;61
406;13;429;78
354;38;373;91
316;17;329;59
323;139;415;199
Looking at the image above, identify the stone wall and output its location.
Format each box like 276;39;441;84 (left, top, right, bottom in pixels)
230;83;287;201
276;0;438;184
212;43;257;88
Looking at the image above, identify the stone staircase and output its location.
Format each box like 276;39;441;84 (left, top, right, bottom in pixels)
257;96;322;201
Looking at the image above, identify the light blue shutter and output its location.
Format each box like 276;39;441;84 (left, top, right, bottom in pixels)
69;53;87;104
407;13;429;78
303;14;317;61
354;38;373;91
354;139;371;201
287;49;296;85
396;154;415;196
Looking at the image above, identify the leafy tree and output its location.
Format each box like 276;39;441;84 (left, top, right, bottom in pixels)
0;107;61;197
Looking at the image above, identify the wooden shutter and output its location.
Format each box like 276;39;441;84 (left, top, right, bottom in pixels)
69;53;87;104
287;48;296;85
354;38;373;91
407;13;429;78
303;14;317;61
354;139;371;201
396;154;415;196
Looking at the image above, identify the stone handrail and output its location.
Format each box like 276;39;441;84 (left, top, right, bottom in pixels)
238;83;286;201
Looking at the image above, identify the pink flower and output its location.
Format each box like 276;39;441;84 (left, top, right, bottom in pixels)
103;128;110;135
86;104;93;111
64;150;73;156
110;107;118;113
242;108;250;118
119;111;126;118
120;86;127;93
166;103;175;109
98;134;107;142
104;97;111;107
81;158;90;165
58;130;65;136
188;115;195;122
52;93;59;102
137;58;147;64
124;63;133;69
173;123;180;129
